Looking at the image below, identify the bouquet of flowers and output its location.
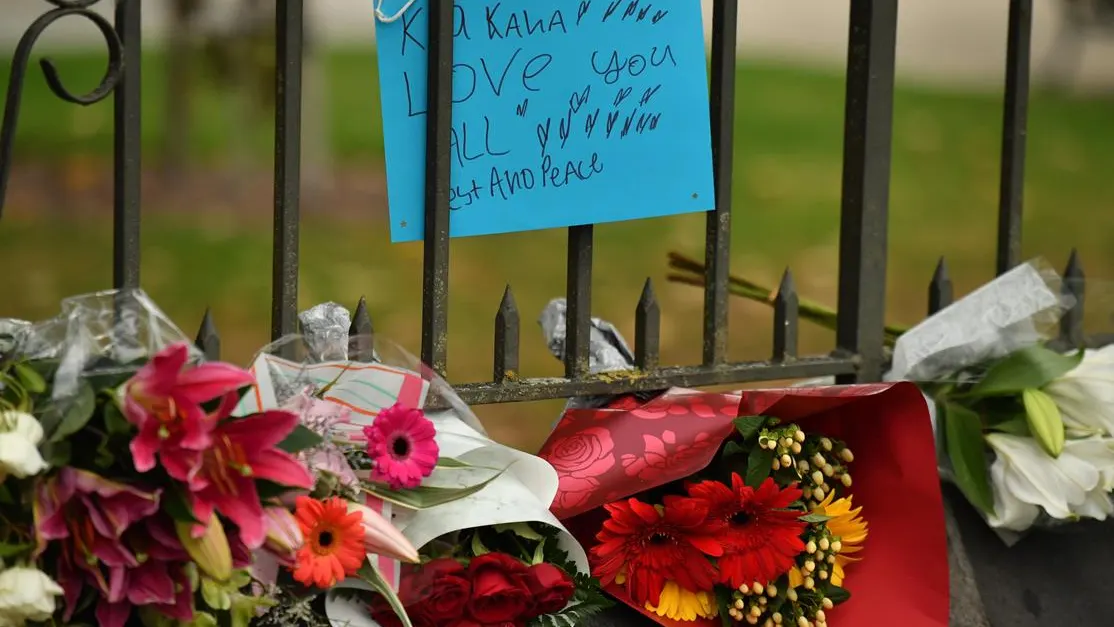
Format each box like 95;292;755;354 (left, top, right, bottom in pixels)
243;303;603;627
668;255;1114;540
362;520;608;627
0;291;494;627
0;290;322;627
533;302;949;627
884;261;1114;539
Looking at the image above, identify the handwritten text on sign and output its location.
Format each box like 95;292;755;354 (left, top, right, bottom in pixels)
376;0;716;242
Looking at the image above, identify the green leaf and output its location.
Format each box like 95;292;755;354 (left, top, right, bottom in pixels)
12;362;46;394
0;541;33;558
0;483;13;505
824;584;851;605
254;480;293;501
356;560;414;627
435;457;472;469
715;586;735;627
94;434;116;468
942;402;995;514
163;487;201;525
362;466;508;510
720;441;746;459
987;415;1031;436
49;382;96;443
733;416;767;441
102;399;132;436
44;440;71;467
531;539;546;566
798;513;832;524
968;345;1084;397
493;522;545;541
200;578;231;610
276;424;324;454
744;447;774;488
471;532;490;557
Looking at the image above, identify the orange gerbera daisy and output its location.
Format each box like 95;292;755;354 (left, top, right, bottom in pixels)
291;496;366;588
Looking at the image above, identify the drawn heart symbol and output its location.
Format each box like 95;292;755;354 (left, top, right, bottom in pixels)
569;85;591;114
613;86;633;107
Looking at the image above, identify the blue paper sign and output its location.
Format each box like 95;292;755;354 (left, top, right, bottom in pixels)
376;0;716;242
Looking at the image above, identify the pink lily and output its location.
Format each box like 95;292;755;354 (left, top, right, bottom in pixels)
187;409;315;549
262;506;304;564
34;470;165;626
122;342;255;481
347;501;420;564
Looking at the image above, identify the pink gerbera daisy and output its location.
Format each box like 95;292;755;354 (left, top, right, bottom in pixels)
362;403;439;490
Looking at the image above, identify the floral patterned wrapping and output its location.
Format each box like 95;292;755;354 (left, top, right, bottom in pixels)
537;382;949;627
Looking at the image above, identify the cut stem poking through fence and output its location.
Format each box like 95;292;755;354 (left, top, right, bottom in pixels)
666;252;909;347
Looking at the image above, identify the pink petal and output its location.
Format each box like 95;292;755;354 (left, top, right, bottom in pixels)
250;449;315;490
131;343;190;396
106;565;128;603
129;423;161;473
219;410;300;452
130;562;177;605
89;533;138;568
160;446;204;484
96;600;132;627
175;401;215;451
209;480;267;549
154;567;195;621
175;362;255;404
122;394;152;429
57;554;83;621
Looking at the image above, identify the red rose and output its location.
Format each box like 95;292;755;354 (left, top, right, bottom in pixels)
414;558;472;621
523;563;575;616
467;553;532;623
374;558;469;626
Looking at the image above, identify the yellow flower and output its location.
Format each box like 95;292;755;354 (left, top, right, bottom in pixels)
813;492;868;587
645;582;718;622
788;566;805;588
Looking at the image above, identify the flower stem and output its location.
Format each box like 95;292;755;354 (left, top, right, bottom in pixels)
666;252;910;347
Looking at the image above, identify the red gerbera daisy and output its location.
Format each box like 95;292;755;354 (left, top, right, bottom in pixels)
686;474;806;588
590;496;723;607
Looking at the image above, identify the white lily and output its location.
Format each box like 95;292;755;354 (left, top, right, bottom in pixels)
1044;345;1114;437
985;433;1114;531
0;411;48;480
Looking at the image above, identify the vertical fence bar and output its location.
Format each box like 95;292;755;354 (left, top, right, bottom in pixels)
421;0;454;375
272;0;303;341
1060;250;1085;346
703;0;738;366
113;0;141;290
835;0;898;384
996;0;1032;276
565;225;593;378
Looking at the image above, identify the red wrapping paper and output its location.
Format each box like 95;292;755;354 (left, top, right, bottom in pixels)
538;382;948;627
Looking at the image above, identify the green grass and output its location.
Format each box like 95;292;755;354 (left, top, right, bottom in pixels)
2;49;1113;450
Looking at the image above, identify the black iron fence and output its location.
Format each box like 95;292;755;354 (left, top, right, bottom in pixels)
6;2;1114;626
0;0;1053;405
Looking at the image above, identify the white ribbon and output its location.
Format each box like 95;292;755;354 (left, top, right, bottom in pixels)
374;0;419;23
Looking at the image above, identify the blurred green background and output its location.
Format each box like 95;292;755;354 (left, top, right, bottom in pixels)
1;47;1112;451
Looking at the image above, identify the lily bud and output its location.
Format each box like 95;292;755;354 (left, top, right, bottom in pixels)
262;507;303;563
1022;388;1066;457
346;501;420;563
176;514;232;582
